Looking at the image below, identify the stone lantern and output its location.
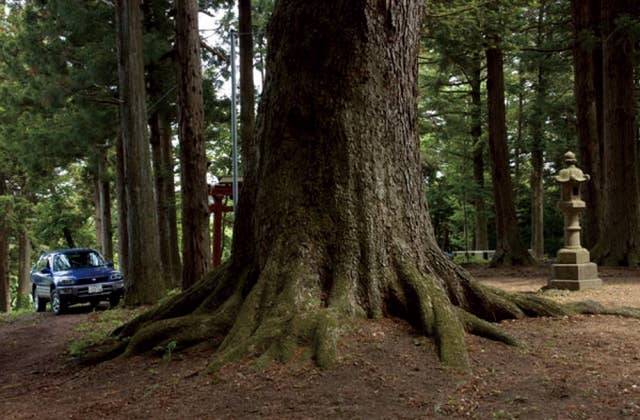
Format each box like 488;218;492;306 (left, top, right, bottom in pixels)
549;151;602;290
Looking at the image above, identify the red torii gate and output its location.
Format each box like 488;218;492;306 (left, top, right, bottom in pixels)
208;177;238;268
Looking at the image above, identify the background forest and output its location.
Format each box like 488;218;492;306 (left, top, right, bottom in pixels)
0;0;639;312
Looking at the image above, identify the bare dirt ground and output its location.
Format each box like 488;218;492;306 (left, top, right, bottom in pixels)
1;265;640;419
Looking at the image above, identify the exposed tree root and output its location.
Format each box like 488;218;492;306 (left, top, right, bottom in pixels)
396;260;469;369
455;308;521;347
83;252;640;373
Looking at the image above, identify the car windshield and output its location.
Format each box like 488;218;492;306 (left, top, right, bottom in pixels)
53;251;104;271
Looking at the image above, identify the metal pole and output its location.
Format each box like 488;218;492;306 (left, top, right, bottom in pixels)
230;30;239;213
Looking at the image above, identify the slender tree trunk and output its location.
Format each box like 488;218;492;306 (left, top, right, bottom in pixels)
97;150;113;261
63;227;75;249
571;0;602;248
150;108;182;288
0;176;9;313
592;0;640;265
115;135;129;280
530;4;547;262
143;1;182;288
470;61;488;251
485;44;533;266
176;0;210;289
239;0;257;178
514;72;525;189
530;134;544;261
115;0;165;304
16;230;31;309
93;173;104;252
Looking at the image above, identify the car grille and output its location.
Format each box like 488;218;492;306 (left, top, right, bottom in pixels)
76;276;109;285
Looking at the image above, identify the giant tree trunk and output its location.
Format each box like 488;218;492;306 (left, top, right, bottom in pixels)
176;0;210;289
100;0;604;371
470;62;488;251
592;0;640;265
115;0;166;304
485;44;533;266
571;0;603;248
16;230;31;310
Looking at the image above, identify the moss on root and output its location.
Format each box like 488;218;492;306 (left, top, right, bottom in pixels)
82;253;640;374
397;260;469;370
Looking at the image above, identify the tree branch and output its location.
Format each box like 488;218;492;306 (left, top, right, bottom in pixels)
200;39;228;63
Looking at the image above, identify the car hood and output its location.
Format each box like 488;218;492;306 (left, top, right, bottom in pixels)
55;266;113;279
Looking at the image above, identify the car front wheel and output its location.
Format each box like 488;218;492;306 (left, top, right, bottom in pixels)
32;288;46;313
50;289;67;315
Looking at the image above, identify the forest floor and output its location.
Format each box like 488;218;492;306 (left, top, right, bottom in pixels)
1;265;639;419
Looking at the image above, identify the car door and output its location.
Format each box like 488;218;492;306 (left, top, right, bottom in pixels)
31;256;53;297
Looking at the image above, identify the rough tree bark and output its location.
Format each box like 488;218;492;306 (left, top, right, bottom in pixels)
176;0;210;289
592;0;640;265
571;0;603;249
470;61;488;251
115;0;166;304
485;43;533;266
89;0;636;371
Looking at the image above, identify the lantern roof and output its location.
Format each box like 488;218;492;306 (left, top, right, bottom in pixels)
555;151;590;183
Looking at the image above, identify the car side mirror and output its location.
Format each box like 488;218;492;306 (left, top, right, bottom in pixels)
40;267;52;275
106;262;114;269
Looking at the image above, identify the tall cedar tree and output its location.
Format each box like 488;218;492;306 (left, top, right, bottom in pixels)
486;42;533;266
96;150;113;261
16;230;31;309
571;0;603;249
145;1;182;288
176;0;210;289
115;0;166;304
469;57;488;251
97;0;603;371
0;174;8;313
592;0;640;265
529;3;547;262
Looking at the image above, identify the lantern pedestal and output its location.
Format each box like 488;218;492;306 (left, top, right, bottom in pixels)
548;151;601;291
549;261;601;290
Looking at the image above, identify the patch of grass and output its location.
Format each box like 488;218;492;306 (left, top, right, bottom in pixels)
68;307;146;357
0;309;42;325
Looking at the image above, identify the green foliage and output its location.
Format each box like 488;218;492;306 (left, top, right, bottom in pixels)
422;0;574;254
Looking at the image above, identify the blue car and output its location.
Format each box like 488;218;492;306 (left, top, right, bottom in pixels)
30;248;125;315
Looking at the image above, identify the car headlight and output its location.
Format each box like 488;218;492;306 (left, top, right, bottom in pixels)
110;272;124;281
57;277;75;286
